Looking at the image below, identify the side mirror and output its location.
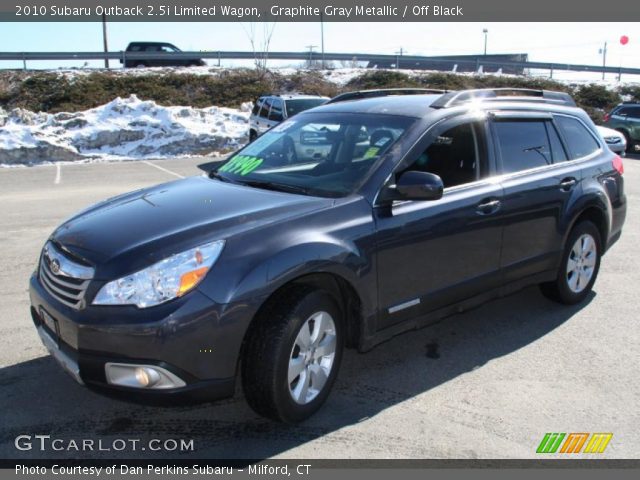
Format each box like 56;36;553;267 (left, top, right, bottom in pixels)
393;171;444;201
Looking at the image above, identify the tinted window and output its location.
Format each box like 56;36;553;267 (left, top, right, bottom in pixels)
555;116;600;159
285;98;327;117
159;45;179;53
546;122;568;162
406;122;485;188
617;106;640;119
494;120;553;174
251;98;263;116
259;99;271;118
268;99;284;121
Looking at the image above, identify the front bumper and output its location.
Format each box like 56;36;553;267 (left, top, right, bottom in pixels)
29;273;253;402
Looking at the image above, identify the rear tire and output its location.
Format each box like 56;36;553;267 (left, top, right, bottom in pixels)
540;221;601;304
618;130;633;154
242;286;344;423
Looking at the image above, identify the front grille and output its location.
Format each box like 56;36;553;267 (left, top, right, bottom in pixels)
38;243;94;309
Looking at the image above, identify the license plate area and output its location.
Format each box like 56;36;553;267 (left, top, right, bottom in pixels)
39;307;59;347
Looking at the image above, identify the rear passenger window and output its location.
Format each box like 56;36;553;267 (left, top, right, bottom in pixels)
625;107;640;120
268;99;284;121
555;116;600;159
494;120;553;174
615;106;640;119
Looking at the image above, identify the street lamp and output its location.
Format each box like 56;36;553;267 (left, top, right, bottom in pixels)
483;29;488;56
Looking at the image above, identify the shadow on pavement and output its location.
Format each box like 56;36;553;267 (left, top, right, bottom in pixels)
0;287;594;460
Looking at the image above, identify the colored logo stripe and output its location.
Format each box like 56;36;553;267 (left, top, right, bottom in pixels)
537;433;566;453
583;433;613;453
560;433;589;453
537;433;613;454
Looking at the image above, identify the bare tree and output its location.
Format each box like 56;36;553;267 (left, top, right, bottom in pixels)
241;22;276;75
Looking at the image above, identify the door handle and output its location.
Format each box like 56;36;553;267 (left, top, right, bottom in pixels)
560;177;577;191
476;198;501;215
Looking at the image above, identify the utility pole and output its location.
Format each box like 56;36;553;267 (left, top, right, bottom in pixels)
320;12;325;69
305;45;317;68
483;28;488;55
599;41;607;80
102;13;109;69
395;47;404;69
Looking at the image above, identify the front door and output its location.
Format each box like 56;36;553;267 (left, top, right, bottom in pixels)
375;118;504;330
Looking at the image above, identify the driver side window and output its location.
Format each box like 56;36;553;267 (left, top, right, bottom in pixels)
405;122;487;189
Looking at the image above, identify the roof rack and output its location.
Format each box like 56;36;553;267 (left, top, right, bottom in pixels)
327;88;447;104
430;88;576;109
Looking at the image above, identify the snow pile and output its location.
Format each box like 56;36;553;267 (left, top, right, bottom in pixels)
0;95;251;165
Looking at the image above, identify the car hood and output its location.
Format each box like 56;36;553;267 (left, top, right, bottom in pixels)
51;176;332;278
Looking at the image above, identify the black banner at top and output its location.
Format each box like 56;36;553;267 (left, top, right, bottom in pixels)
2;0;640;21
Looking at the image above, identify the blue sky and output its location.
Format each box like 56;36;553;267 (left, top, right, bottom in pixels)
1;22;639;73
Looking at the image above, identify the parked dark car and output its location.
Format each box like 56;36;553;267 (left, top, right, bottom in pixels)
603;102;640;153
30;88;626;422
121;42;205;68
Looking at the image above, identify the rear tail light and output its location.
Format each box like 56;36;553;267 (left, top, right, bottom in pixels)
603;112;611;122
613;155;624;175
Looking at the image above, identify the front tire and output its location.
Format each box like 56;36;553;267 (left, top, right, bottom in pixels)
242;287;344;423
540;221;601;304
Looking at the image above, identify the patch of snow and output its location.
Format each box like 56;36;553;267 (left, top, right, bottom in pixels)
0;95;250;165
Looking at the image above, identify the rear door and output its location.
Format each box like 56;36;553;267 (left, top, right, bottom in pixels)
374;116;504;329
492;112;596;282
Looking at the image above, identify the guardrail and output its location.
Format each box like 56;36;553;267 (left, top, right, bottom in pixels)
1;50;639;77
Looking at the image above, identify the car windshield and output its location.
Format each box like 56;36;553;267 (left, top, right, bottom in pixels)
285;99;328;116
213;112;415;197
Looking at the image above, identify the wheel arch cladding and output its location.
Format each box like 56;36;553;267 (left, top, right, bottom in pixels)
237;271;364;375
569;206;608;253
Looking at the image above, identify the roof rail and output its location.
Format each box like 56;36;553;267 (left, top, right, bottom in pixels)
430;88;576;109
327;88;447;104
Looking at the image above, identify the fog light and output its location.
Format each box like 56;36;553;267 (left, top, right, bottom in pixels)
135;367;161;388
105;363;186;389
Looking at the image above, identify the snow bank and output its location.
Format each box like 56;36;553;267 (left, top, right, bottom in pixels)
0;95;251;165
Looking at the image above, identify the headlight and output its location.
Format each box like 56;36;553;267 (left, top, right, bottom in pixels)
93;240;225;308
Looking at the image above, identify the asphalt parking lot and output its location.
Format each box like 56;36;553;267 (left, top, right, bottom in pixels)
0;156;638;459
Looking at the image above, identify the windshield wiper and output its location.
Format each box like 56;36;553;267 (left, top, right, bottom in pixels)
208;171;233;183
239;179;314;196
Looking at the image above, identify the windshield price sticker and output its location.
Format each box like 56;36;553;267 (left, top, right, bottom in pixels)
219;155;263;175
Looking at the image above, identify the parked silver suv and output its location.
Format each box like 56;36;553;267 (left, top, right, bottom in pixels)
249;94;329;142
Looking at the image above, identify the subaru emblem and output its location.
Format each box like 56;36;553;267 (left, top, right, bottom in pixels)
50;259;61;275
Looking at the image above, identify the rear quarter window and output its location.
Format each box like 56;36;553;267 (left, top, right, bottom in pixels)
555;116;600;159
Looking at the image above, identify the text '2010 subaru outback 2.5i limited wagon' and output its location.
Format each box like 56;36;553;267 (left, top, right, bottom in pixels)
30;88;626;422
